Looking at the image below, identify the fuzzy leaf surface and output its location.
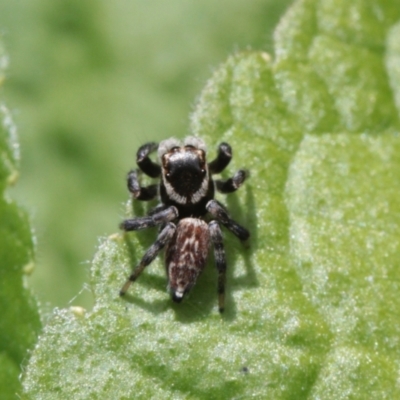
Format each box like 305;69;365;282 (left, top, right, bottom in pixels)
22;1;400;398
0;41;41;400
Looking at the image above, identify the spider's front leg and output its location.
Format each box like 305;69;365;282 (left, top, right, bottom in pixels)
127;169;158;201
136;142;161;178
206;200;250;241
209;221;227;313
215;169;248;194
127;141;161;200
208;142;232;174
120;222;176;296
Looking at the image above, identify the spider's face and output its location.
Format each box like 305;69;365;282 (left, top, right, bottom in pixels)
159;138;210;204
163;146;207;192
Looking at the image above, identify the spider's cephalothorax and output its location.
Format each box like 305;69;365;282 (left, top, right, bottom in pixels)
159;137;214;217
119;137;249;313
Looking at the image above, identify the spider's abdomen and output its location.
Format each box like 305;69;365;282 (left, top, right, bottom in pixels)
165;218;210;302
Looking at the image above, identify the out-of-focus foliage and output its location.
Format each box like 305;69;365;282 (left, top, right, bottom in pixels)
0;42;41;400
22;0;400;398
0;0;292;308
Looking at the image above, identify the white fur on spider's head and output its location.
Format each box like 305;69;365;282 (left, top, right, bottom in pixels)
183;136;207;152
158;137;181;160
158;136;207;160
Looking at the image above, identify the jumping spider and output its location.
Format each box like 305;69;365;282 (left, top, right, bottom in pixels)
119;136;249;313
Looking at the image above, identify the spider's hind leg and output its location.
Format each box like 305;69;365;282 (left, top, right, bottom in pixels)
120;222;176;296
209;221;227;313
206;200;250;241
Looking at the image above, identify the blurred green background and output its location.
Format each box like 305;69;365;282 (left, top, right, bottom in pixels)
0;0;292;310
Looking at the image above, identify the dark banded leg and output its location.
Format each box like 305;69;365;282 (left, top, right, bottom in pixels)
147;203;168;216
120;222;176;295
215;169;247;194
127;169;158;200
209;221;227;313
206;200;250;241
136;142;161;178
120;206;178;231
208;142;232;174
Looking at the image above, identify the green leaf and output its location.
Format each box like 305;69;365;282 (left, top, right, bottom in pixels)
0;41;41;399
286;133;400;397
22;0;400;398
